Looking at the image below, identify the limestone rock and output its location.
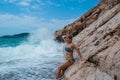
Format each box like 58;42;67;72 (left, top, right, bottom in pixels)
62;3;120;80
55;1;120;80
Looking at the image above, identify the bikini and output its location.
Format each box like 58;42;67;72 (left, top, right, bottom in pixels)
65;47;75;62
65;47;73;53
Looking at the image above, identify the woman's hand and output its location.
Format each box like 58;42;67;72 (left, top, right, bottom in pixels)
72;43;86;61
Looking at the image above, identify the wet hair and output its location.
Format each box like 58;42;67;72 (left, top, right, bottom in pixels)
66;34;72;40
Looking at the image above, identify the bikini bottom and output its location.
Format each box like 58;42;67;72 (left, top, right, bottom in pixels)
66;58;75;62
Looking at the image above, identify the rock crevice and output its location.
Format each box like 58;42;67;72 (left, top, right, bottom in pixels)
55;0;120;80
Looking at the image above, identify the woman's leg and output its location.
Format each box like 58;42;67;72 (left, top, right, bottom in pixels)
56;61;74;79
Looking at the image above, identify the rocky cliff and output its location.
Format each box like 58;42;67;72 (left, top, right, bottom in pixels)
55;0;120;80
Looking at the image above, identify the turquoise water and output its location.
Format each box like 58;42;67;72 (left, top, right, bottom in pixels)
0;37;28;47
0;28;63;80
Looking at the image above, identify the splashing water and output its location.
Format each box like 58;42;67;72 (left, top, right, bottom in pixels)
0;28;64;80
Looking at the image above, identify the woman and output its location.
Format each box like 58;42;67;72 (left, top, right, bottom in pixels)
56;35;85;80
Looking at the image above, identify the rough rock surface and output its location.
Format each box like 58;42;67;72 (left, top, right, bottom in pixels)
55;0;120;80
54;0;120;42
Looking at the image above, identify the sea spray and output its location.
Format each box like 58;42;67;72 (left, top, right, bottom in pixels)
0;28;64;80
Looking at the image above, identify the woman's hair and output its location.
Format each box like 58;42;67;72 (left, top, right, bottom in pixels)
66;34;72;40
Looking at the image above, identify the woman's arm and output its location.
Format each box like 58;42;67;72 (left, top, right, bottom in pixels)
72;43;85;61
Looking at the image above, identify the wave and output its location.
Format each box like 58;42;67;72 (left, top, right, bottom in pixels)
0;33;30;38
0;28;63;80
0;33;30;47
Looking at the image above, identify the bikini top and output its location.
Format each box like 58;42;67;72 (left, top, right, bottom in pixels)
65;47;73;52
65;47;73;53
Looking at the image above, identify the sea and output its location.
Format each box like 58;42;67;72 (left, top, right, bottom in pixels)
0;28;64;80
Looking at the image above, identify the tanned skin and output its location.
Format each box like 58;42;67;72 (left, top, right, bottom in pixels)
56;35;85;80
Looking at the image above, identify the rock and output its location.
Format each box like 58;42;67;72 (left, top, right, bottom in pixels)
103;0;120;9
62;3;120;80
54;0;120;42
55;0;120;80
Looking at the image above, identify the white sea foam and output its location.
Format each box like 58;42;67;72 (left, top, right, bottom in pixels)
0;28;63;80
